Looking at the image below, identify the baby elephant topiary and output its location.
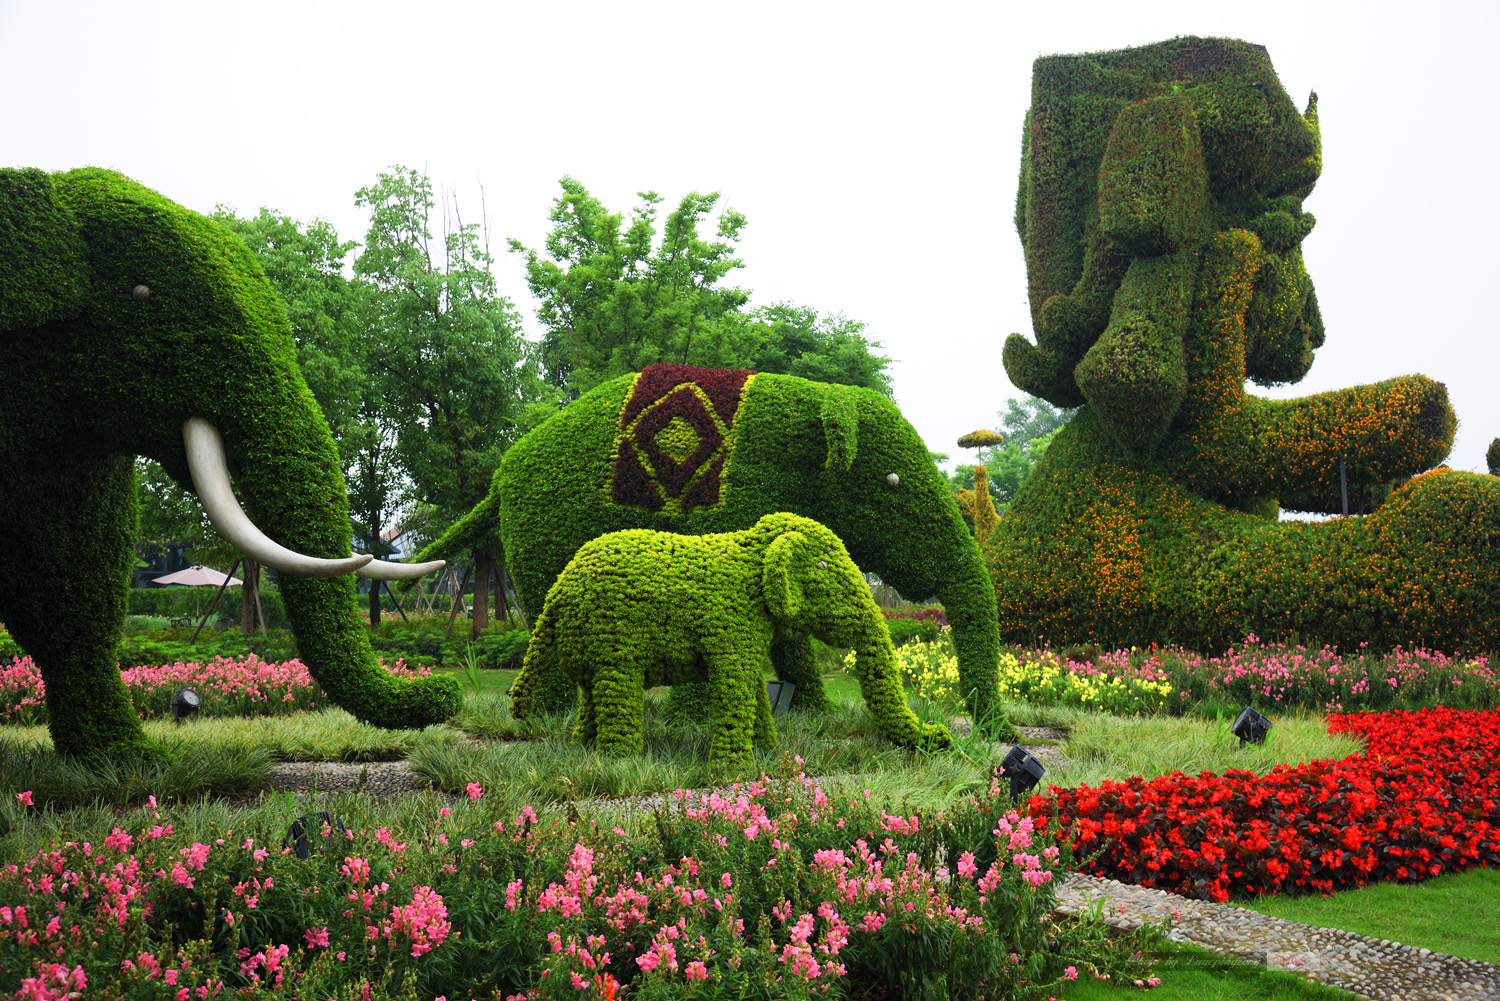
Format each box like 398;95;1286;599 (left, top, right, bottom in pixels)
508;512;951;761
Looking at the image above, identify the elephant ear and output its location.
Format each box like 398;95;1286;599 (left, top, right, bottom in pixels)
821;387;858;474
762;530;808;622
0;168;89;333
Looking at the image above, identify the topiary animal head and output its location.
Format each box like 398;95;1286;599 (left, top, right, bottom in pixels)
1005;37;1324;412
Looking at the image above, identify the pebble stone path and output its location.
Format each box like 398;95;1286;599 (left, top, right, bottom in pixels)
1058;872;1500;1001
260;729;1500;1000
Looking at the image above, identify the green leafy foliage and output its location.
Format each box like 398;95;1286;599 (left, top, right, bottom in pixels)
512;177;892;401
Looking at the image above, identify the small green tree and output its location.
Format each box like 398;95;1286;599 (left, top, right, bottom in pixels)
512;177;892;401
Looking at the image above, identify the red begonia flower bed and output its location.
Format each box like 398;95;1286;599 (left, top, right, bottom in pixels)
1028;707;1500;901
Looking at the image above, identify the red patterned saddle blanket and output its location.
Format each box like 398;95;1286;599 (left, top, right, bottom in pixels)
610;364;757;514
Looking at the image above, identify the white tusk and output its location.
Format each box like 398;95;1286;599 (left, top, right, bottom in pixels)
182;418;374;578
356;558;446;581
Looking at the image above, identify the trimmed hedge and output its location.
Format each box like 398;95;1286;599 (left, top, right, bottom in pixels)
989;39;1496;653
0;168;460;757
509;513;950;760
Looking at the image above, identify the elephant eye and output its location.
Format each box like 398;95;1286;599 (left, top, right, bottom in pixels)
886;473;900;487
817;560;828;570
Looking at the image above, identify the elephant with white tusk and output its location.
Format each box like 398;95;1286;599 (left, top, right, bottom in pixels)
0;167;458;758
509;513;951;761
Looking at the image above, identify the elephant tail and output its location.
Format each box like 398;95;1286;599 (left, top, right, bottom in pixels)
507;605;556;720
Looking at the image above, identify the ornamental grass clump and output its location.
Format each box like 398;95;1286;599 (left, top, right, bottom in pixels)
0;759;1163;999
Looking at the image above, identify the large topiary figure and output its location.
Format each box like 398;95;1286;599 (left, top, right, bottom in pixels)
423;364;1015;736
991;37;1500;653
510;513;951;761
0;168;460;758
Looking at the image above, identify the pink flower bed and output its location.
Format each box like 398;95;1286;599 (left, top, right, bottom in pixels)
0;655;430;724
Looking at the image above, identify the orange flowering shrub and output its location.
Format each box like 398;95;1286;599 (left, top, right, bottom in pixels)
991;38;1496;653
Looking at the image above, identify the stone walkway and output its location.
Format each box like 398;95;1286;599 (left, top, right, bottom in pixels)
1058;872;1500;1001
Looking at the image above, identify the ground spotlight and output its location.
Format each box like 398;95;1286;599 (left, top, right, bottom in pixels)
1000;746;1047;800
1232;706;1272;747
766;681;796;715
282;812;350;860
172;688;201;723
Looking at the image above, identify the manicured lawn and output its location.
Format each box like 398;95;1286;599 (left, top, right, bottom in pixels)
1062;942;1356;1000
1233;866;1500;965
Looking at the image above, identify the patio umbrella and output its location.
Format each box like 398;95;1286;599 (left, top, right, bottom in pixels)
152;565;241;618
153;565;242;588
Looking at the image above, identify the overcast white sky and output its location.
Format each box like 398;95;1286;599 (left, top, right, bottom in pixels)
5;0;1498;483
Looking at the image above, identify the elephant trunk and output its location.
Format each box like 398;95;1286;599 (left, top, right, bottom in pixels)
206;400;462;730
934;556;1004;732
847;635;951;750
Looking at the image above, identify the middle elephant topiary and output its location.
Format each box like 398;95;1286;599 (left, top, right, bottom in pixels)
508;513;952;761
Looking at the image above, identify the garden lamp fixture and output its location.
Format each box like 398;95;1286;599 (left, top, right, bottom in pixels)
172;687;201;723
283;811;350;860
1001;746;1046;800
765;681;796;715
1232;707;1272;747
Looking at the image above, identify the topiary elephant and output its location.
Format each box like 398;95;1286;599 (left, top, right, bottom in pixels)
991;37;1500;653
509;513;951;760
421;363;1014;736
0;168;460;759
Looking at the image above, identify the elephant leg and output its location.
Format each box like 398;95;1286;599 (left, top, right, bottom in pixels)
572;680;599;747
751;674;778;752
0;458;163;759
770;637;834;712
707;655;762;761
590;658;646;756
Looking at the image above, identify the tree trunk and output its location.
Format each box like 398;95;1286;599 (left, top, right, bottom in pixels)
240;558;261;635
368;579;381;627
472;551;490;639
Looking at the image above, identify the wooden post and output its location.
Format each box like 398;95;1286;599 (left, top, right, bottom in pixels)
444;566;473;642
192;559;241;644
381;579;410;624
472;552;490;639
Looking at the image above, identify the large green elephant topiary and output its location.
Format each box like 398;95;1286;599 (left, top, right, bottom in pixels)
510;513;951;761
423;363;1015;736
0;168;461;758
991;37;1500;653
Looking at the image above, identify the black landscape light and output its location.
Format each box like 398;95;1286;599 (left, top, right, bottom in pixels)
1000;746;1047;800
282;811;350;860
172;688;201;723
766;681;796;715
1232;706;1272;747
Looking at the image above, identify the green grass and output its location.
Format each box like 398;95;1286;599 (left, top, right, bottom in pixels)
1062;941;1357;1000
1050;709;1363;789
1231;867;1500;965
0;708;460;762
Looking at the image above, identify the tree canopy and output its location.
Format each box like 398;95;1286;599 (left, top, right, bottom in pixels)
512;177;892;401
